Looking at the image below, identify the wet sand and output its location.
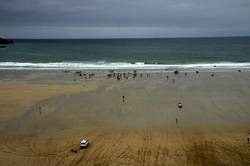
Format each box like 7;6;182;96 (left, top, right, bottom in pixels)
0;69;250;165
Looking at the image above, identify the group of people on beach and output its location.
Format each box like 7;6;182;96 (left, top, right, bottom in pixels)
71;67;224;83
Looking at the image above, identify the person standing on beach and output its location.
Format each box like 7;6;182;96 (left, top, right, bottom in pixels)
38;106;42;115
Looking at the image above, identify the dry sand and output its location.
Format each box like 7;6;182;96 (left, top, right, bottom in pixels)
0;70;250;165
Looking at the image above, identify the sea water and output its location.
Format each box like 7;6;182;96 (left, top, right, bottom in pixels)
0;37;250;70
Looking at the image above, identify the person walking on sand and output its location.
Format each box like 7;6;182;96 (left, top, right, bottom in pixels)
122;96;125;102
38;106;42;115
176;118;178;125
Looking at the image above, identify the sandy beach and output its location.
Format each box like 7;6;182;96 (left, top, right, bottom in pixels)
0;69;250;165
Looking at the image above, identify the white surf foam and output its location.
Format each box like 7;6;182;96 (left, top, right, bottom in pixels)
0;62;250;70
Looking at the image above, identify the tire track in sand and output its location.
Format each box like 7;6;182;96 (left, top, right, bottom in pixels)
135;128;153;166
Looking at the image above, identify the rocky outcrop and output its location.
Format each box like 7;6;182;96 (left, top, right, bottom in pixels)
0;38;14;44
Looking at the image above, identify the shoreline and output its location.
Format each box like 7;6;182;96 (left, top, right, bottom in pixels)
0;67;249;73
1;62;250;71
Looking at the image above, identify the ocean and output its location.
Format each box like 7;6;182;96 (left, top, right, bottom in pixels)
1;37;250;70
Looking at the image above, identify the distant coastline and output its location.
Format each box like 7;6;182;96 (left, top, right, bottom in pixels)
0;38;14;44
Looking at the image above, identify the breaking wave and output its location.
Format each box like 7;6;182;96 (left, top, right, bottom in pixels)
0;62;250;70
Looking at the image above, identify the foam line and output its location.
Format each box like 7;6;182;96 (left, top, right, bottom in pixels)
0;62;250;70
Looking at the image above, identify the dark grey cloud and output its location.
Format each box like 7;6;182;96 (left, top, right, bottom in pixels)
1;0;250;38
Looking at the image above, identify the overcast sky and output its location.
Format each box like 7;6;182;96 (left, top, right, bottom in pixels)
1;0;250;38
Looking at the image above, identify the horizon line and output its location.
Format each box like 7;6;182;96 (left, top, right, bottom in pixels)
5;35;250;40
